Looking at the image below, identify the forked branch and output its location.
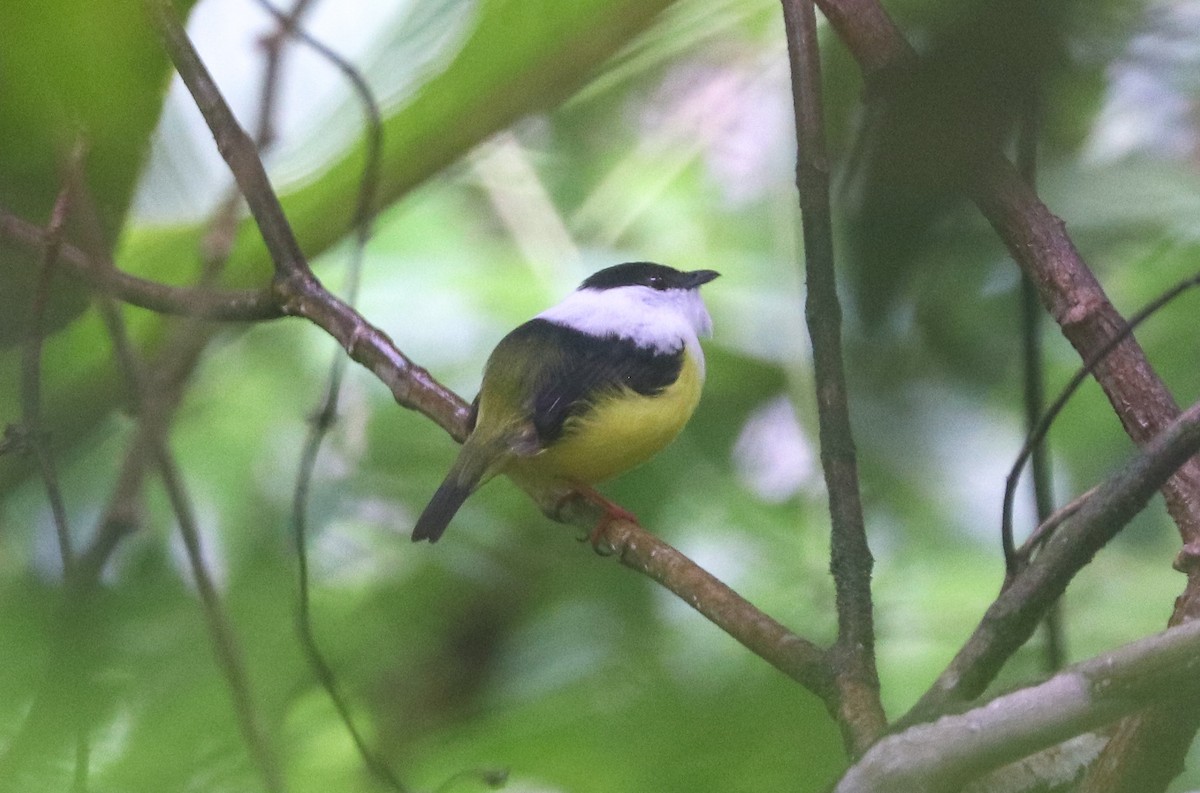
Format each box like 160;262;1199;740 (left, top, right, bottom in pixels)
140;0;839;717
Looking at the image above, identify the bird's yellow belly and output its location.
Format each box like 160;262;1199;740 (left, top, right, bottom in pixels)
512;350;703;485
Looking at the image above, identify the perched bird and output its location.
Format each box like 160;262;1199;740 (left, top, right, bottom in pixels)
412;261;719;543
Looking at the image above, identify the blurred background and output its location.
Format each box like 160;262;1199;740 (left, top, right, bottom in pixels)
3;0;1200;790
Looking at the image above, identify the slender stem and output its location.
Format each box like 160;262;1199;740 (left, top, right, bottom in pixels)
20;154;91;793
781;0;884;755
903;399;1200;725
1005;272;1200;574
159;445;286;792
22;179;77;574
814;0;1200;552
256;1;404;785
144;0;839;725
96;295;285;792
1014;90;1065;672
253;0;319;150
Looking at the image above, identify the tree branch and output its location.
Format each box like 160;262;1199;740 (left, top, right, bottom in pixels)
814;0;1200;551
781;0;883;755
903;398;1200;725
600;517;836;703
20;170;78;574
812;10;1200;783
837;617;1200;793
142;0;838;716
0;207;281;321
146;0;471;442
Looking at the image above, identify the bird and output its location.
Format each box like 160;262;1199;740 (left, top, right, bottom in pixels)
412;261;720;543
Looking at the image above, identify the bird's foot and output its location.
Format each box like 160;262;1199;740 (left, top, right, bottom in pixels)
556;484;639;554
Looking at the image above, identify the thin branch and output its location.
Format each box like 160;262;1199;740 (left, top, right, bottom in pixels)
813;0;1200;553
158;442;286;792
145;0;471;440
18;147;92;793
0;206;281;320
781;0;883;755
1014;88;1064;673
252;0;403;786
597;515;836;702
1005;270;1200;574
143;0;838;717
96;297;285;793
902;398;1200;725
21;173;77;574
837;617;1200;793
67;89;284;791
253;0;319;150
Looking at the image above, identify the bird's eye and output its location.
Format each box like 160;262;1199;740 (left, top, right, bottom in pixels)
647;275;667;291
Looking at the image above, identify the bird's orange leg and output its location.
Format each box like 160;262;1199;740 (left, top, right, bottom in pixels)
555;484;640;550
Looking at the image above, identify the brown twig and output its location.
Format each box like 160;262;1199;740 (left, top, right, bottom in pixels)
1014;88;1065;673
252;1;403;786
18;146;91;793
901;399;1200;727
53;56;286;790
86;170;286;790
146;0;471;441
0;207;280;320
143;0;840;722
600;517;836;702
253;0;318;150
159;444;286;792
816;0;1200;560
21;173;78;574
781;0;884;755
96;295;286;793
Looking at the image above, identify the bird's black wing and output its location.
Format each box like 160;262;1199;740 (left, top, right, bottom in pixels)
482;318;684;448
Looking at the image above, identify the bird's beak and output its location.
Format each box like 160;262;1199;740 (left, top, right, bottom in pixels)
683;269;720;288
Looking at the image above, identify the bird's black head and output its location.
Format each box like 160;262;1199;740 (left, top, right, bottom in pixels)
579;262;720;292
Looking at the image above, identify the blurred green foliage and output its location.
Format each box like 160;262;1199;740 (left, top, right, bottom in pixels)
3;0;1200;790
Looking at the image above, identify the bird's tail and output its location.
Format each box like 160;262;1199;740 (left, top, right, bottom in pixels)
411;477;471;543
412;441;498;543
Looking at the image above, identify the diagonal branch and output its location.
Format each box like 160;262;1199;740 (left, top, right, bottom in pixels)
146;0;471;442
838;617;1200;793
143;0;837;715
811;3;1200;783
781;0;884;756
601;517;835;701
902;398;1200;725
0;208;280;320
813;0;1200;555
